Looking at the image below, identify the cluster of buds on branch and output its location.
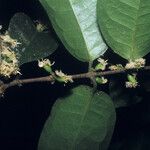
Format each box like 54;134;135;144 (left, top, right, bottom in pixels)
37;57;146;88
94;57;146;88
94;58;108;85
125;59;145;88
125;58;146;69
38;59;73;84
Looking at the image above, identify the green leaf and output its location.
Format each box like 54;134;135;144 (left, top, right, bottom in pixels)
39;0;108;62
97;0;150;60
8;13;58;65
38;85;116;150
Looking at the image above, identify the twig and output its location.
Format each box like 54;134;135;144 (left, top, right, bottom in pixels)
0;66;150;94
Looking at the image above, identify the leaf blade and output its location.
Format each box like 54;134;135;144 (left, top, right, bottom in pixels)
97;0;150;60
40;0;108;62
8;13;58;65
38;85;116;150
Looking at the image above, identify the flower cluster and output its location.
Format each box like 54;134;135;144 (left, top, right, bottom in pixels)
125;58;146;69
38;59;54;73
125;74;138;88
109;64;124;71
55;70;73;83
95;58;108;71
38;59;54;67
1;32;21;48
0;29;20;77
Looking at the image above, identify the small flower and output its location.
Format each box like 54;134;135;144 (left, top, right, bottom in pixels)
55;70;73;83
98;58;108;66
35;21;47;32
95;58;108;71
38;59;54;73
38;59;54;68
109;64;124;71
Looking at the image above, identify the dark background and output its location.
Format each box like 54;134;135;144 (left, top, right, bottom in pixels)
0;0;150;150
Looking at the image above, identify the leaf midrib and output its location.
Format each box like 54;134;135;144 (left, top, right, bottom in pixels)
71;91;94;149
131;0;141;60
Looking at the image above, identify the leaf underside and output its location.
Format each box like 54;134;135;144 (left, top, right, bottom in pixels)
8;13;58;65
97;0;150;60
38;85;116;150
40;0;108;62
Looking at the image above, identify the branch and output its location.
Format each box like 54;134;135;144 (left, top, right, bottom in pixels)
0;66;150;95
